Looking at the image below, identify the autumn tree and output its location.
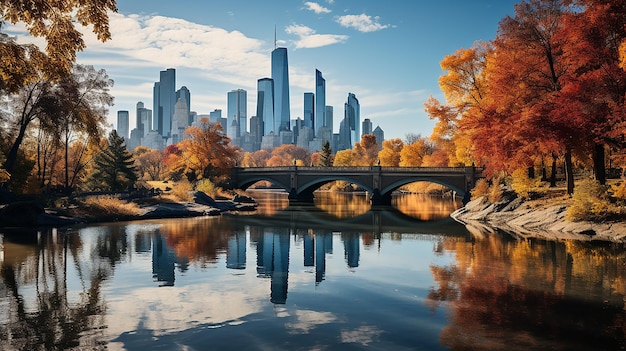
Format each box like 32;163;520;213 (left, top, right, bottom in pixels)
558;0;626;184
82;130;137;192
163;144;185;181
354;134;379;166
178;119;239;183
333;149;357;167
400;137;434;167
266;144;311;167
379;138;403;166
1;65;112;190
134;147;165;181
55;65;113;190
241;150;271;167
1;0;117;83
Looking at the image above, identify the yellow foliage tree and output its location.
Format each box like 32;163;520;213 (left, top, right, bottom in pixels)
333;149;357;167
378;138;403;166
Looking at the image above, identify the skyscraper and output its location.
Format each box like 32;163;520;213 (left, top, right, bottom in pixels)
227;89;247;140
315;69;326;135
175;86;191;125
362;118;373;135
271;47;291;133
303;92;314;130
256;78;275;136
153;68;176;138
117;110;129;140
136;101;152;136
344;93;360;144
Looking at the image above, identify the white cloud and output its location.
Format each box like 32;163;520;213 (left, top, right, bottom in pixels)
303;1;332;14
80;13;269;86
285;24;348;49
335;14;390;32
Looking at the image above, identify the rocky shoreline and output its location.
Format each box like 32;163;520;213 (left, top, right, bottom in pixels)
0;192;258;228
451;196;626;243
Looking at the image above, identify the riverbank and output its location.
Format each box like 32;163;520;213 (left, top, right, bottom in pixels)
451;194;626;243
0;191;258;228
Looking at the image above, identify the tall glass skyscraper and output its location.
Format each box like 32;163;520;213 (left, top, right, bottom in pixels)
271;47;291;132
227;89;247;140
315;69;326;135
345;92;360;143
153;68;176;138
117;110;129;140
303;92;314;130
256;78;275;136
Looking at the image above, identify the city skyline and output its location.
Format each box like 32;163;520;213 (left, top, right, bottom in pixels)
5;1;519;140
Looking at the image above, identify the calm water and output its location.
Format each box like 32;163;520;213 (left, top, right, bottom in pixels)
1;191;626;350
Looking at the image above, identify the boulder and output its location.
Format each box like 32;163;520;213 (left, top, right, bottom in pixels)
0;201;45;227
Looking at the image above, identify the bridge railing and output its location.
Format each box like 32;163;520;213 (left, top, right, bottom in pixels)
234;166;480;173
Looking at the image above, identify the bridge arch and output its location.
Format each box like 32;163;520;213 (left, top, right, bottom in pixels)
297;176;375;198
380;177;466;199
237;176;291;193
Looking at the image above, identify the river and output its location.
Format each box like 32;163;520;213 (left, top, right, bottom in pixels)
1;191;625;350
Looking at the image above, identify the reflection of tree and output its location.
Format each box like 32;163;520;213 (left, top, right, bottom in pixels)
428;234;626;350
315;192;370;218
160;218;233;266
0;229;109;349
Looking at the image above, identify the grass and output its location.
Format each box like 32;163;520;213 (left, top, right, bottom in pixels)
61;196;141;220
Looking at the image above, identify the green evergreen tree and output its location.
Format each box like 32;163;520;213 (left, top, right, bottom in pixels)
319;141;333;167
83;130;137;191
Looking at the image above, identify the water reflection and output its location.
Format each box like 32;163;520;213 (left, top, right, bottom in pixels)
1;193;625;350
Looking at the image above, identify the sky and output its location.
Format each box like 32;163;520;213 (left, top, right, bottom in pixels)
7;0;519;141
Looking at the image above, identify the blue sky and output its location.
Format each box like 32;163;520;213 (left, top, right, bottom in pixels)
9;0;518;141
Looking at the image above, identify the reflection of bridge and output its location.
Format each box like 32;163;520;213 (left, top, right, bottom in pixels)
228;166;482;205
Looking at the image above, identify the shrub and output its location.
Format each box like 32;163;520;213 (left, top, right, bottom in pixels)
169;180;193;201
471;179;490;200
196;179;217;197
611;180;626;204
566;178;617;221
510;168;543;199
82;196;140;217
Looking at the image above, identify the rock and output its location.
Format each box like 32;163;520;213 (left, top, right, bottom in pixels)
233;194;256;204
193;191;217;206
0;201;45;227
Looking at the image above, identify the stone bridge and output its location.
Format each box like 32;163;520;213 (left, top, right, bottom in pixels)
227;166;482;206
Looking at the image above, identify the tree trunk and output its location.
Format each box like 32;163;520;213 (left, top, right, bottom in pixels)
593;143;606;185
2;122;29;175
564;148;574;195
550;153;557;188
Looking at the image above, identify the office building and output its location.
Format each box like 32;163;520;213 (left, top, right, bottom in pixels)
303;92;314;130
271;47;291;133
175;86;192;126
362;118;373;136
344;93;360;145
153;68;176;138
373;125;384;150
227;89;247;141
256;78;275;136
116;110;129;140
315;69;326;135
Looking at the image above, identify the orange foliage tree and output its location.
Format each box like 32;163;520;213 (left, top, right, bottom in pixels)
354;134;380;166
378;138;404;166
241;150;271;167
400;137;433;167
178;119;240;183
266;144;311;166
